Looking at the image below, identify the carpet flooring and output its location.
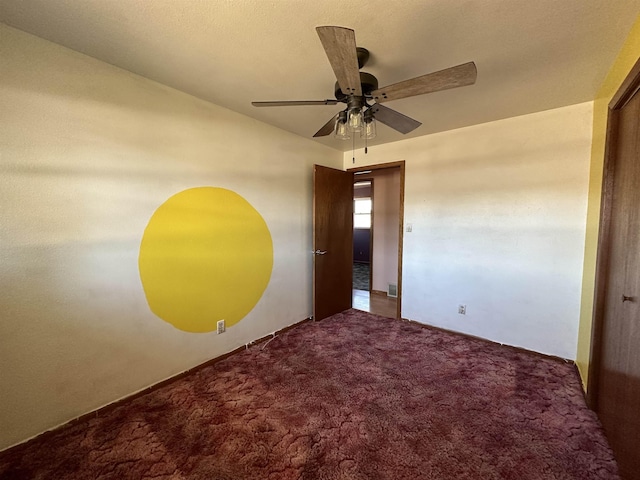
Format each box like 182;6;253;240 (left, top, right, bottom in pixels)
0;310;618;479
352;263;369;291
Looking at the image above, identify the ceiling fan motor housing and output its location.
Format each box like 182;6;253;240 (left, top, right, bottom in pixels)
334;72;378;101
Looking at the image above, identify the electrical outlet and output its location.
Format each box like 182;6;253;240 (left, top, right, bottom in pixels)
217;319;225;334
458;305;466;315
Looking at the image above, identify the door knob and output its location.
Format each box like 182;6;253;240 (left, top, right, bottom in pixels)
313;250;327;255
622;295;634;302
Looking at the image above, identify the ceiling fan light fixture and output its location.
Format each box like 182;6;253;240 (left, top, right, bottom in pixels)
361;109;376;140
334;111;351;140
348;108;363;132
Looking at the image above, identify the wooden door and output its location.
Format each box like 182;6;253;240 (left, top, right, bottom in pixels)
592;61;640;480
313;165;353;321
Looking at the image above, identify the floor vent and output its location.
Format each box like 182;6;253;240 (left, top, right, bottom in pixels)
388;283;398;298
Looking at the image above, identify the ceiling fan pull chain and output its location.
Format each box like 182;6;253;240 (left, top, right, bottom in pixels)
352;134;356;164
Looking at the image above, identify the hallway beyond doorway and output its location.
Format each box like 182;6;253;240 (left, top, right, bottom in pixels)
352;263;369;290
352;289;397;318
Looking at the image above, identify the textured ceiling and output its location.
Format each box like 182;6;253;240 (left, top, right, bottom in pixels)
1;0;639;152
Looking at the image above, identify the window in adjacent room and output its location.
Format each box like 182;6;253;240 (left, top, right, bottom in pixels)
354;197;372;229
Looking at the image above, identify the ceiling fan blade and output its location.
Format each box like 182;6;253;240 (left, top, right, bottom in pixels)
369;104;421;134
252;100;339;107
316;26;362;97
372;62;477;103
313;114;338;137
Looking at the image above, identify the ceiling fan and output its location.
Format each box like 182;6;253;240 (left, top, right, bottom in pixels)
252;26;477;140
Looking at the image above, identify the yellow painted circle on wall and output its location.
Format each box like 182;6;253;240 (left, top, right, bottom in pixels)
139;187;273;333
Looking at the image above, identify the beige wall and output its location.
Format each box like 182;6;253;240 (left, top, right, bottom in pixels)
0;25;342;450
576;16;640;389
345;102;594;359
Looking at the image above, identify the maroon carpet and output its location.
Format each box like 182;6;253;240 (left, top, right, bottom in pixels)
0;309;618;479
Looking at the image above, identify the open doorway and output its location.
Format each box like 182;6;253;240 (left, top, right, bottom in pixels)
353;179;372;291
349;162;404;318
